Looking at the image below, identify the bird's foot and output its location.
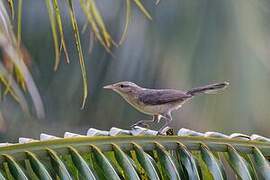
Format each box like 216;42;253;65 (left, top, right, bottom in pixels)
158;126;174;135
130;122;150;129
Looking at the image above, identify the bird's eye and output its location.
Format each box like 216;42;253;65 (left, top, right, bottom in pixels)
120;84;128;88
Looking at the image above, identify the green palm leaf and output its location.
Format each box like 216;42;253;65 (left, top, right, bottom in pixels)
0;129;267;179
200;143;227;180
251;146;270;179
226;144;256;179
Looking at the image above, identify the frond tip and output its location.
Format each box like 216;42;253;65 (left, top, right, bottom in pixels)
0;127;269;179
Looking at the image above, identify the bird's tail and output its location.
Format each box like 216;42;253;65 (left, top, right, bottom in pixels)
186;81;229;96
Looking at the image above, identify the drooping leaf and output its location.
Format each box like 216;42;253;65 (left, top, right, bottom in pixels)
132;143;160;179
52;0;70;65
62;154;80;179
0;62;29;114
104;151;125;179
240;153;259;180
127;153;147;178
47;148;72;179
112;143;140;180
88;0;115;48
26;151;53;180
176;142;200;180
119;0;131;45
0;170;5;180
154;142;181;180
66;0;88;109
17;0;22;46
133;0;152;20
45;0;60;71
225;145;255;180
6;0;14;19
200;143;227;180
79;0;112;54
0;1;45;118
251;147;270;179
90;145;121;180
145;152;163;178
3;154;28;180
191;151;212;179
24;159;39;180
68;146;96;180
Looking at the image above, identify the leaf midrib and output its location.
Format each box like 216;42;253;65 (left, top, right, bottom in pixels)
0;135;269;163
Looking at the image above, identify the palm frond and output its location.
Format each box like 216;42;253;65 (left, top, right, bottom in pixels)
0;0;156;113
44;0;156;108
0;128;269;179
0;1;45;118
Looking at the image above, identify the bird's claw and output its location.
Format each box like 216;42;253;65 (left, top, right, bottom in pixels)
130;122;150;129
158;126;174;135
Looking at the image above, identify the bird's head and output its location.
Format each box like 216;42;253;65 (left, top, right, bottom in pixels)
103;81;141;95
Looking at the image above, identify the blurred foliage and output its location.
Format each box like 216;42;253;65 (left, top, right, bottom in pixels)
0;0;270;141
0;0;154;113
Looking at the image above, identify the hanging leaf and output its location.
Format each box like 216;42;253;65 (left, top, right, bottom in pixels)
52;0;70;65
17;0;22;46
3;154;28;180
90;145;121;180
225;145;256;180
112;143;140;180
66;0;88;109
119;0;131;45
200;143;227;180
26;151;53;180
155;142;180;179
68;146;96;179
6;0;14;19
176;142;200;180
251;147;270;179
45;0;60;71
132;143;160;179
47;148;72;179
133;0;152;20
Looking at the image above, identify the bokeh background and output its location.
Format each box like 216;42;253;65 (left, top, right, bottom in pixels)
2;0;270;141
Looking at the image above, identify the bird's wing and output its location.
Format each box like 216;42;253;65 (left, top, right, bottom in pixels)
139;89;191;105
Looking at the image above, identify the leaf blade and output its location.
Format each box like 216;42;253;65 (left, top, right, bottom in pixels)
90;145;121;180
112;143;140;180
119;0;131;45
251;147;270;179
3;154;28;180
52;0;70;64
47;148;72;179
68;146;96;180
133;0;152;20
176;142;200;180
66;0;88;109
132;143;160;179
200;143;227;180
45;0;60;71
26;151;53;180
226;145;255;180
155;142;181;180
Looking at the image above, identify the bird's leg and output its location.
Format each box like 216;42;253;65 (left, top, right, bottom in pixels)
130;115;159;128
158;112;172;134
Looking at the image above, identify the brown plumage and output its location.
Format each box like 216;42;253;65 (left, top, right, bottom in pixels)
104;81;229;133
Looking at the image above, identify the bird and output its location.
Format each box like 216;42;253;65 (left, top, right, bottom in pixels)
104;81;229;133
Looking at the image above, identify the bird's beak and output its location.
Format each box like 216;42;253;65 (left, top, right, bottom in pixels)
103;84;115;89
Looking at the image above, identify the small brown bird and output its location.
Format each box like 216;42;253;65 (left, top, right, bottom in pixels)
104;81;229;133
